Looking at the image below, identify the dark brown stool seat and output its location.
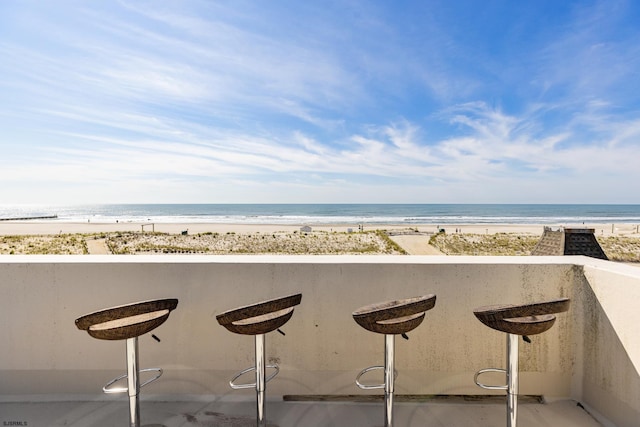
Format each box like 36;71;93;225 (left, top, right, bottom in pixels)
473;298;570;336
216;293;302;427
217;293;301;335
353;295;436;427
473;297;569;427
75;298;178;427
353;294;436;335
76;298;178;340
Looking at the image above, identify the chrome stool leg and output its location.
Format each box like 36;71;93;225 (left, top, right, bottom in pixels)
126;337;141;427
507;333;519;427
255;334;266;427
384;334;395;427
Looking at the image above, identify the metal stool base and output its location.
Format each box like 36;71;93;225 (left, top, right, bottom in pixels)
475;333;519;427
230;364;279;390
103;368;163;394
227;334;278;427
356;334;396;427
99;337;164;427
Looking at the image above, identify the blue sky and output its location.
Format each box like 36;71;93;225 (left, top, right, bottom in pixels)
1;0;639;204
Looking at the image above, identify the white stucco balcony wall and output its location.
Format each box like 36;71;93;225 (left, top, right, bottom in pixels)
0;255;638;426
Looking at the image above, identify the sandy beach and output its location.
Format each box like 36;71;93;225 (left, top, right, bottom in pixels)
1;220;638;237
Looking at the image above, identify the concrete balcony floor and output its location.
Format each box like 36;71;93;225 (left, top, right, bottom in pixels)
1;396;602;427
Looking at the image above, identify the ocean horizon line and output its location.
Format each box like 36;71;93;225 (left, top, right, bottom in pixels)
1;203;640;225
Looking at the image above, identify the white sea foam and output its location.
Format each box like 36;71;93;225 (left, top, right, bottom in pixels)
1;204;639;225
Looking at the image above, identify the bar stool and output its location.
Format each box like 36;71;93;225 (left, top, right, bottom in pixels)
473;297;570;427
216;293;302;427
75;298;179;427
352;294;436;427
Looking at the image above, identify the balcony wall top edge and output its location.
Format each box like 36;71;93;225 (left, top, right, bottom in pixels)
0;254;597;266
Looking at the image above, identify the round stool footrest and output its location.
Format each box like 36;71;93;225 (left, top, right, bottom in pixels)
474;368;508;391
102;368;163;394
229;365;279;390
356;365;388;390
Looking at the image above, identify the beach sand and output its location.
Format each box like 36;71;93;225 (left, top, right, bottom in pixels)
1;221;638;237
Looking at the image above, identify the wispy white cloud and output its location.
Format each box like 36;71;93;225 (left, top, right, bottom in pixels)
0;0;639;203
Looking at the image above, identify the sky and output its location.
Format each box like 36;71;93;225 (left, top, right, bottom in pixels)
1;0;639;204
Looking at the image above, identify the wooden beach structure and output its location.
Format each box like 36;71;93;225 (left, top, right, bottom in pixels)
531;227;608;260
0;214;58;221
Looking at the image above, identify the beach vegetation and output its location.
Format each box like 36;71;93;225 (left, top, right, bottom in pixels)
97;229;407;255
430;232;539;256
2;230;637;262
0;234;87;255
597;237;640;263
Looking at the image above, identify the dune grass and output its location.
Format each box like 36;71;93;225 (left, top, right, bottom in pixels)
1;230;637;262
430;232;639;262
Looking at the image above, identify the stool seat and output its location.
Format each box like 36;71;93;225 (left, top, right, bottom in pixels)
216;293;302;335
473;297;569;336
353;294;436;335
75;298;179;340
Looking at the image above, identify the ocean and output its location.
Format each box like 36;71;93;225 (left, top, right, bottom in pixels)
1;204;640;225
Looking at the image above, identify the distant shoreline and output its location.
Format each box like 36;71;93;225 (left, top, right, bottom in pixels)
1;220;638;237
2;203;640;228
